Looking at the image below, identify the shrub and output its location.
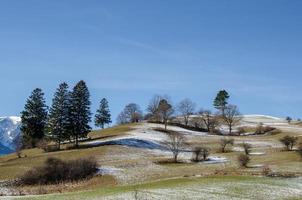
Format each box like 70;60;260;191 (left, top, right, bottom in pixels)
254;123;275;135
192;146;210;162
242;143;252;155
298;142;302;159
37;140;59;152
237;154;250;167
262;165;272;176
279;135;298;151
220;138;234;153
20;157;98;185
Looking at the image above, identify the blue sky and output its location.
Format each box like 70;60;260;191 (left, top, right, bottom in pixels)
0;0;301;123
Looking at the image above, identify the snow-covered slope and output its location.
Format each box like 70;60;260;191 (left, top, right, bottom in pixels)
0;116;21;154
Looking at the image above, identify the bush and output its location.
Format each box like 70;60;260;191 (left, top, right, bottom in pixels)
255;123;275;135
20;157;98;185
192;146;210;162
298;142;302;159
262;165;272;176
37;140;59;152
220;138;234;153
242;143;252;155
237;154;250;167
279;135;298;151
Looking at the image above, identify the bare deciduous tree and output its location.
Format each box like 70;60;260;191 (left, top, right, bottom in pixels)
146;95;162;122
238;154;250;167
297;142;302;159
117;103;143;125
242;143;252;155
177;98;196;126
198;110;220;132
116;111;128;125
164;131;186;162
124;103;143;123
279;135;298;151
221;105;242;134
220;137;234;153
192;146;210;162
158;99;174;130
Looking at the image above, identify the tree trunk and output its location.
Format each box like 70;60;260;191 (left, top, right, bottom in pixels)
174;154;178;163
164;120;167;131
229;125;232;134
75;135;79;148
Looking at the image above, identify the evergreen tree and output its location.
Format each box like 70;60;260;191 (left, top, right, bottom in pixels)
20;88;48;148
48;82;70;149
213;90;230;114
95;98;112;129
69;80;92;147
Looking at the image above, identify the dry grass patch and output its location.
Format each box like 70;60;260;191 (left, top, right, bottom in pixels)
88;124;135;139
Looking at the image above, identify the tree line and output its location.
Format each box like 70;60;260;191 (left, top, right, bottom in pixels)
117;90;241;134
20;80;111;149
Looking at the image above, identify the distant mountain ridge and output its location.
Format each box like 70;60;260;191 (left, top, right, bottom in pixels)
0;116;21;155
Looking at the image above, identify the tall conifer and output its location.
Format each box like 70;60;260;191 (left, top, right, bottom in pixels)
21;88;48;147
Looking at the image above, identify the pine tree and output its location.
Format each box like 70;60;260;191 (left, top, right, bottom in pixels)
95;98;112;129
69;80;92;147
213;90;230;114
48;82;70;149
20;88;48;148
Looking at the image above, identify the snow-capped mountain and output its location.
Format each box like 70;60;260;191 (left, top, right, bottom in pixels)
0;116;21;154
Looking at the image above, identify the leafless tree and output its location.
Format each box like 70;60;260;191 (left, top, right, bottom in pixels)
242;143;252;155
297;142;302;159
220;137;234;153
177;98;196;126
158;99;174;130
192;146;210;162
124;103;143;123
146;95;170;122
279;135;298;151
116;111;128;125
238;154;250;168
198;110;220;132
164;131;186;162
117;103;143;125
221;104;242;134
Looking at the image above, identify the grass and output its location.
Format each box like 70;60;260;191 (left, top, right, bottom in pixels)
15;176;302;200
0;123;135;180
88;124;134;139
0;145;109;180
1;122;301;199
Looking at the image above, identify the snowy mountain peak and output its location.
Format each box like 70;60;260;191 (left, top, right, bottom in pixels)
0;116;21;154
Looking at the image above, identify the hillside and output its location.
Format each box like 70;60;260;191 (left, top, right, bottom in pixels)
0;115;301;199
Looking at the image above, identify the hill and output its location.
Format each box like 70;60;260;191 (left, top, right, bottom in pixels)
0;115;301;199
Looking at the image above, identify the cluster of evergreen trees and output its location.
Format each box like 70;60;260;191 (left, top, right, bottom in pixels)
20;80;111;149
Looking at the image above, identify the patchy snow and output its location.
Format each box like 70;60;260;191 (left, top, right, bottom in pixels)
232;146;244;152
249;152;265;155
202;156;228;164
97;166;123;175
102;177;302;200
